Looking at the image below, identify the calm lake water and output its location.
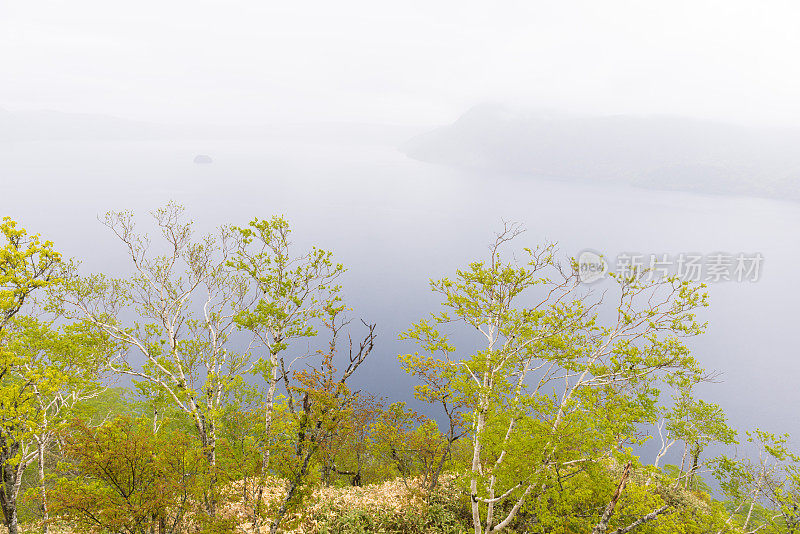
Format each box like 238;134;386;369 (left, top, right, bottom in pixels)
2;129;798;459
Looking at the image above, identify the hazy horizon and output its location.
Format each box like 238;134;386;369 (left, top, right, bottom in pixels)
4;1;800;129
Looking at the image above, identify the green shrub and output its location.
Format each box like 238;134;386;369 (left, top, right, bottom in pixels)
313;496;467;534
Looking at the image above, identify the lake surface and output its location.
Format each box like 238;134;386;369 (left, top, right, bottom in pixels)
1;129;798;459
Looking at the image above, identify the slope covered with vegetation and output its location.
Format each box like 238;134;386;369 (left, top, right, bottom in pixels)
403;104;800;201
1;204;798;534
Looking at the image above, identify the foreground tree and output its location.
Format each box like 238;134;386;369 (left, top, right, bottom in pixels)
52;417;210;534
0;217;62;330
0;218;111;534
228;216;346;531
265;311;375;534
402;224;709;534
398;349;469;496
55;203;253;515
0;317;111;534
652;382;736;491
714;429;800;533
318;392;385;487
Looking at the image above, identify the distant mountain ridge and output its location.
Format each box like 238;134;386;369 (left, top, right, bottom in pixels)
0;108;423;145
402;104;800;201
0;108;171;142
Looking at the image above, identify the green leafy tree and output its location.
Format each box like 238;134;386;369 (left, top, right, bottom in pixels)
767;458;800;533
402;224;709;534
55;203;253;515
714;429;798;533
0;217;62;330
216;403;261;504
266;311;375;534
0;219;111;534
371;401;426;484
318;392;385;487
228;215;346;531
399;349;469;496
51;416;208;534
653;384;736;490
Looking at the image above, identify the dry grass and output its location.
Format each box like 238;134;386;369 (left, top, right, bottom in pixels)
15;477;456;534
230;477;445;533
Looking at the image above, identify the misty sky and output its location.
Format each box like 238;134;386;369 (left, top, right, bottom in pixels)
2;1;800;126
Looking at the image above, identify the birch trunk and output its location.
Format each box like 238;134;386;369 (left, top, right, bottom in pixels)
252;350;280;533
37;439;48;534
470;370;490;534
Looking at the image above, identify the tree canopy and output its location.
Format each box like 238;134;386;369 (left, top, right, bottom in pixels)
0;208;794;534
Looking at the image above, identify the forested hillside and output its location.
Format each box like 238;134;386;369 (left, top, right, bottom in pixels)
403;104;800;201
1;204;797;534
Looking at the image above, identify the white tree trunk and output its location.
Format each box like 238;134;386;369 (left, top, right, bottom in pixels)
37;439;49;534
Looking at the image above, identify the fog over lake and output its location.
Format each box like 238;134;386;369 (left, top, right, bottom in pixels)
2;124;798;461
